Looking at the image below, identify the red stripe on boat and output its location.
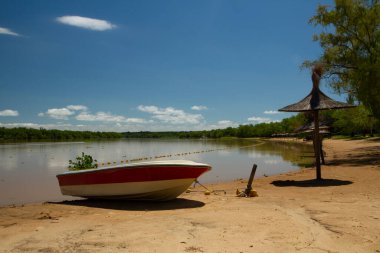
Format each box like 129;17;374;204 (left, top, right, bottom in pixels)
57;165;209;186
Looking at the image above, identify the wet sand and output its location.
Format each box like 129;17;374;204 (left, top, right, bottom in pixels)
1;138;379;252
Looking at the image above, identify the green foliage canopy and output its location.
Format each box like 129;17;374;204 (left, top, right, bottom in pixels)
332;104;377;135
306;0;380;119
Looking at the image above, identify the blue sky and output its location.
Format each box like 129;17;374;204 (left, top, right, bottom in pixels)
0;0;340;132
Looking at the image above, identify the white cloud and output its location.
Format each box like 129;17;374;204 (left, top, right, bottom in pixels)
191;105;208;111
0;27;20;36
126;118;147;124
39;105;146;124
75;111;147;124
218;120;232;125
217;120;238;127
76;111;126;122
203;120;239;130
247;116;273;124
263;110;282;115
56;16;116;31
46;108;74;120
40;105;86;120
66;105;88;111
137;105;158;114
0;109;19;116
138;105;203;124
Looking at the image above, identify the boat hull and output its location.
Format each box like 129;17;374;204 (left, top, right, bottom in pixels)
57;160;211;201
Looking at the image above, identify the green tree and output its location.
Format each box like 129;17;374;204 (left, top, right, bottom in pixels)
332;104;376;135
306;0;380;119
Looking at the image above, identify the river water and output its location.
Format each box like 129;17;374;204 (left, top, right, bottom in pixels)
0;139;313;206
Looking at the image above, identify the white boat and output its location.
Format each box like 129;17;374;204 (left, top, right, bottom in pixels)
56;160;211;201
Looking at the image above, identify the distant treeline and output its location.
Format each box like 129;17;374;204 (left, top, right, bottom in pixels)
123;131;183;139
0;127;123;142
1;105;378;142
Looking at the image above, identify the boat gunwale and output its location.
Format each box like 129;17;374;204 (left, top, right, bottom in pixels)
56;160;211;177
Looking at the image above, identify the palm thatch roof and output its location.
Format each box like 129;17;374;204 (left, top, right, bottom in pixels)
278;88;354;112
279;64;354;112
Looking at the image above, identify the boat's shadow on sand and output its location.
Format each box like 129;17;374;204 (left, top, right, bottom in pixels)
53;198;205;211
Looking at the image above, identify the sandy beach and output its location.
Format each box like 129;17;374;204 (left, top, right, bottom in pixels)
1;138;379;253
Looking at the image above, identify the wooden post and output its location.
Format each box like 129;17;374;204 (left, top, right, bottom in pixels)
314;111;322;180
244;164;257;195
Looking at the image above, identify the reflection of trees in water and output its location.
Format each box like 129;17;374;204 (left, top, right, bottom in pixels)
125;138;314;168
247;141;314;167
207;139;314;168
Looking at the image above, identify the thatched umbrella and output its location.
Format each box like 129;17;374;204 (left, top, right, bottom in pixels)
279;64;355;180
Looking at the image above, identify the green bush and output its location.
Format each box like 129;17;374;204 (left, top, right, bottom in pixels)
68;152;98;171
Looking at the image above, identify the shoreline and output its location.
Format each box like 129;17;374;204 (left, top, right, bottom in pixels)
1;138;379;252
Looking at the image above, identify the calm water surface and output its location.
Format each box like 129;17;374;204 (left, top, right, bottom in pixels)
0;139;313;206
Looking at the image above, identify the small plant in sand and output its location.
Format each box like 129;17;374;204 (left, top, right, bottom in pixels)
68;152;98;170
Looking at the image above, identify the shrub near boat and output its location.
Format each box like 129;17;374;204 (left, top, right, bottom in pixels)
68;152;98;170
57;160;211;201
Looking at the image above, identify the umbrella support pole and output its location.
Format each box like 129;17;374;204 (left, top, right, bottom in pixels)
314;111;322;180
